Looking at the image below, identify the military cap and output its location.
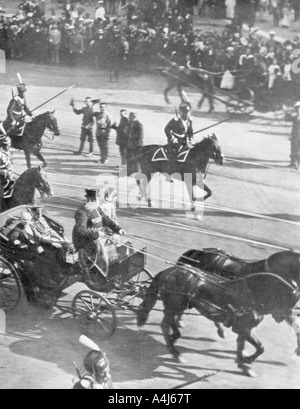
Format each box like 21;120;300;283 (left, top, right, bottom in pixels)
85;189;99;198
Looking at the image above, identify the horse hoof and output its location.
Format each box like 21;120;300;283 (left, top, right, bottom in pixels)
238;364;258;378
174;354;186;364
217;329;227;339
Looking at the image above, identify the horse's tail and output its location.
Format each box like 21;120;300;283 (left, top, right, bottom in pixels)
137;272;162;327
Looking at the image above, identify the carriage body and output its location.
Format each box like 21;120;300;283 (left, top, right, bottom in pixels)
161;61;300;114
0;206;153;340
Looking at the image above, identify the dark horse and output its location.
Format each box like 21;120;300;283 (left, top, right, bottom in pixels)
0;166;53;212
136;135;224;217
0;111;60;168
137;259;300;377
177;248;300;286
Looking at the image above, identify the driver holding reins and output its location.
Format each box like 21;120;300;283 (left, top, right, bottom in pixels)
164;102;195;177
3;80;35;137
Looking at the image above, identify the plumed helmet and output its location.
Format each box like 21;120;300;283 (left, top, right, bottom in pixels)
17;83;27;93
179;102;192;113
84;350;109;381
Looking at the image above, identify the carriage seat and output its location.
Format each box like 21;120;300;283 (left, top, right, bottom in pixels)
0;217;21;244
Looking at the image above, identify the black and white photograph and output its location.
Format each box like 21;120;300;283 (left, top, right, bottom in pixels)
0;0;300;390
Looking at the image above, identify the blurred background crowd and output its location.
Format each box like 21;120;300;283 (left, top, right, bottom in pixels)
0;0;299;86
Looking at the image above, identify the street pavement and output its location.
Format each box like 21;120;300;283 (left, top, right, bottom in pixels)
0;1;300;389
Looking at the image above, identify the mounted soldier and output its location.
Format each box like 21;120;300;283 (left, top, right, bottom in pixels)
3;74;35;138
164;101;195;177
0;136;15;211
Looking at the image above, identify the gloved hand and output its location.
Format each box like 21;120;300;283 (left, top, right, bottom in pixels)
119;229;126;236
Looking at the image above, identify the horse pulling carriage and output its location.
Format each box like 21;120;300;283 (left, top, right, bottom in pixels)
0;206;153;340
161;58;300;115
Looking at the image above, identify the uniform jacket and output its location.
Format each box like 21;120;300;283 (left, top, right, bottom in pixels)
164;117;193;145
73;203;121;251
94;112;113;136
73;106;95;129
0;149;14;180
115;117;129;146
127;120;144;150
6;96;32;123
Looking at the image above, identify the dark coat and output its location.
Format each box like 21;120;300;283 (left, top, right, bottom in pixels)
127;120;144;150
73;204;121;251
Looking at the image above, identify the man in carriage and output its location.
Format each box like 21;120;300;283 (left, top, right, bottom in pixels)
2;79;35;139
73;189;126;277
164;101;195;177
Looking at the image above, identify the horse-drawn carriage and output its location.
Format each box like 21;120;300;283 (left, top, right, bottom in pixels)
160;58;300;115
0;206;153;340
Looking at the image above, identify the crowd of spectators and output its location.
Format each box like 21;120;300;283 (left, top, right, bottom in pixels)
0;0;299;88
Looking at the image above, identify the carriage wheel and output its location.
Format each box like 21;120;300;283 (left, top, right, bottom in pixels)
72;291;117;340
114;269;154;312
0;259;21;311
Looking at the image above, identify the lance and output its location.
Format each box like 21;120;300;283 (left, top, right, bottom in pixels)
193;117;233;136
31;84;75;114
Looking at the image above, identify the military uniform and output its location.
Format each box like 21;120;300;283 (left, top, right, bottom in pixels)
3;83;33;136
164;103;194;176
94;108;113;164
73;105;95;155
73;201;122;251
0;145;14;199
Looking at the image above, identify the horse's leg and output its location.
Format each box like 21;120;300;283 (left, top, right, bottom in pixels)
34;149;47;168
177;83;184;102
161;310;182;362
24;149;32;169
204;184;212;201
214;321;226;339
242;332;265;365
236;331;263;378
164;82;174;105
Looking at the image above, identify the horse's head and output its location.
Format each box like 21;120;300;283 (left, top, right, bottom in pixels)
30;166;53;198
199;134;224;166
44;111;61;137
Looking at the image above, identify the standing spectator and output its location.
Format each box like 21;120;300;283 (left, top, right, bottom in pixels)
285;102;300;170
271;0;280;27
94;103;113;165
292;0;300;21
71;97;95;157
126;112;143;175
114;109;129;165
95;0;107;21
69;27;84;64
49;24;61;64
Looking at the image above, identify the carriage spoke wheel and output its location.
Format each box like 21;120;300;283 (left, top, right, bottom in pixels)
72;291;117;340
0;259;21;311
114;269;154;312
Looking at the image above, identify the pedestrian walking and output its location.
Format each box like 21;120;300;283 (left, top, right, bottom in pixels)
71;97;95;157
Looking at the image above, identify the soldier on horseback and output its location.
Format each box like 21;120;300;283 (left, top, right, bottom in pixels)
164;101;195;177
3;80;35;138
0;136;15;210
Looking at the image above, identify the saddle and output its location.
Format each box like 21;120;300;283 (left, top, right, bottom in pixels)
152;145;190;163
